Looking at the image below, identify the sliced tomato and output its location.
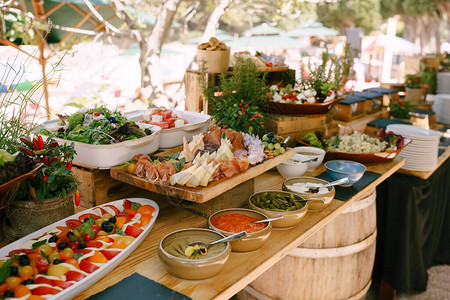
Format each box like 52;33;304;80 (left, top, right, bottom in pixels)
160;109;172;120
124;208;137;216
68;242;79;251
115;217;127;230
142;121;169;129
34;276;53;285
86;251;108;264
65;219;82;230
124;225;144;238
35;256;49;273
65;270;87;282
52;279;73;289
9;249;35;256
104;205;120;216
32;286;61;296
116;213;134;221
78;213;101;222
100;249;121;260
85;240;103;248
79;259;100;273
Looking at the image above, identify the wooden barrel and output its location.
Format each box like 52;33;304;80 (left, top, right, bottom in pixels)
238;189;377;300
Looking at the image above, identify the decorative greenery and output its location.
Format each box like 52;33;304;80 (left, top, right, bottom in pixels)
298;44;358;102
16;136;78;204
405;74;423;89
418;66;437;94
200;58;267;135
389;100;416;119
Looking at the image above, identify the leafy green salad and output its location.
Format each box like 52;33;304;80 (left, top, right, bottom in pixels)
40;106;153;145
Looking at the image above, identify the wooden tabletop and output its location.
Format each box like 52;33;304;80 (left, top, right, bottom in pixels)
75;158;405;300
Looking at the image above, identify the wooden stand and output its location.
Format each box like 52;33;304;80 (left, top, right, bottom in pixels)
332;102;366;122
264;113;326;146
364;98;383;114
73;166;141;208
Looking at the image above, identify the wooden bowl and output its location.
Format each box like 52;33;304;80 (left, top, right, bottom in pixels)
282;177;335;210
248;191;308;228
158;228;231;280
268;97;344;115
208;208;271;252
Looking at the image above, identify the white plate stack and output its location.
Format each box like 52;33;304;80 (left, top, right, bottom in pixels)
437;72;450;94
386;124;441;171
433;94;450;124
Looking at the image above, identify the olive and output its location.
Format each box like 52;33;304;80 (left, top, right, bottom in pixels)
267;132;274;138
280;143;286;148
19;254;30;266
270;137;278;144
83;218;90;223
3;290;14;297
102;224;114;233
108;216;116;224
22;278;34;285
101;220;110;227
49;235;58;243
57;241;68;251
78;242;86;249
10;266;19;276
53;259;64;265
66;232;75;239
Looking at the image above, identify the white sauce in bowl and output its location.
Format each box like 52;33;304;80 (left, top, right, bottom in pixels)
287;182;330;195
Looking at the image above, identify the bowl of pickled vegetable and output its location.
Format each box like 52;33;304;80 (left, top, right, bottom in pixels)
248;191;308;228
282;177;335;210
208;208;271;252
158;228;231;280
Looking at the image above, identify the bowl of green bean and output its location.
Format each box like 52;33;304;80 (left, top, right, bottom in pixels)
248;191;308;228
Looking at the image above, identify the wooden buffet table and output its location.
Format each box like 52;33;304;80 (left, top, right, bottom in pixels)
75;157;405;300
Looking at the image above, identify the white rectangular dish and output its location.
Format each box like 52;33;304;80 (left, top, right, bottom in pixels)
0;198;159;300
38;120;161;169
124;109;210;150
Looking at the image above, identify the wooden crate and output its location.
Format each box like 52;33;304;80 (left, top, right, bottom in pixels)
404;56;440;74
332;102;366;122
264;113;326;135
73;166;141;208
364;98;383;114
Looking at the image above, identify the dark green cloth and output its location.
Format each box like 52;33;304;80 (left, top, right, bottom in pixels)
373;158;450;293
87;273;191;300
316;171;381;201
367;118;411;129
363;87;398;94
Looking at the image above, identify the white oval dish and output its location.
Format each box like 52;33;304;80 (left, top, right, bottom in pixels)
124;109;211;150
0;198;159;300
38;120;161;169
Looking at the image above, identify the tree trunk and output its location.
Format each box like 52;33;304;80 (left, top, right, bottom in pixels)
201;0;233;42
140;0;181;107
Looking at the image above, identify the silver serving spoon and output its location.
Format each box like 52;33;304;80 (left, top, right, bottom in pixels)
306;177;349;193
187;231;248;250
252;215;285;224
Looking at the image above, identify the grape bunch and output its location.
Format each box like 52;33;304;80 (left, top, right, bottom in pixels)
262;132;286;157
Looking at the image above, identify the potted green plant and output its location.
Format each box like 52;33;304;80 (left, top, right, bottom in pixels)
200;58;267;135
3;136;79;242
389;100;416;120
405;74;423;104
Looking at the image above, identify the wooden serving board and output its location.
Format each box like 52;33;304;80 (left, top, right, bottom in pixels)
110;148;295;203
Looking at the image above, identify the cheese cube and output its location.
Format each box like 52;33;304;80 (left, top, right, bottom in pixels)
174;119;184;128
152;114;163;122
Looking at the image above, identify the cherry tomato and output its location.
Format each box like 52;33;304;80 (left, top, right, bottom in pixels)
6;276;21;289
83;233;93;242
79;259;99;273
116;213;134;221
36;244;52;256
48;252;61;263
127;163;137;174
124;208;137;216
34;256;49;273
59;248;74;260
65;219;82;230
65;270;87;282
124;225;144;238
68;242;79;251
19;265;34;276
137;205;155;216
91;225;101;236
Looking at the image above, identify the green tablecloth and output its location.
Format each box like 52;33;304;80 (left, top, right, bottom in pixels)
373;158;450;293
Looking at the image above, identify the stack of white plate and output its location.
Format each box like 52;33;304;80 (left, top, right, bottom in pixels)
433;94;450;124
437;72;450;94
386;124;441;171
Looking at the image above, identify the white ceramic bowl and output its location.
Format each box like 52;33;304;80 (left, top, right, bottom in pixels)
124;109;211;150
294;146;326;171
276;154;309;179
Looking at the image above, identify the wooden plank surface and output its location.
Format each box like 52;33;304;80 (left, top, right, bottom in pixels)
110;148;295;203
75;158;405;300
